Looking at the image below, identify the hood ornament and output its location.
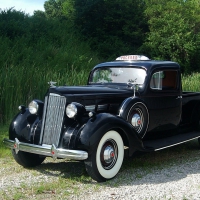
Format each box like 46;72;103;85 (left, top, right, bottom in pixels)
48;81;57;87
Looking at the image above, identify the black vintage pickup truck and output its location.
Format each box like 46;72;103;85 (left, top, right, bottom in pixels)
3;55;200;182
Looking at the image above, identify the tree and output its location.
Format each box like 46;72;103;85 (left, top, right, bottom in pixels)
44;0;66;19
73;0;148;58
43;0;148;58
33;10;46;18
144;0;200;73
0;8;29;39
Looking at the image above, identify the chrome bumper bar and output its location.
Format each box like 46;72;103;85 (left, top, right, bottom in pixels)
3;138;88;160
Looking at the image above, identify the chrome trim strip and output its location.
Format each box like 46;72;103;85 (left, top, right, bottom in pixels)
3;138;88;160
85;105;95;112
154;136;200;151
97;104;108;111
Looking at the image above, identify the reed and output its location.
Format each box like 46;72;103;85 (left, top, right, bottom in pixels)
0;34;99;124
182;73;200;92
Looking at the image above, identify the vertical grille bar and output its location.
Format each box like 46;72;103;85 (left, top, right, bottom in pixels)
41;93;66;147
39;96;48;145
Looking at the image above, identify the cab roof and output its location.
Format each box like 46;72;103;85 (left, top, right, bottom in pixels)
93;59;180;72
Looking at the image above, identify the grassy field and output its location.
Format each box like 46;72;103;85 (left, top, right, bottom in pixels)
0;10;101;124
0;41;99;124
0;126;10;157
182;72;200;92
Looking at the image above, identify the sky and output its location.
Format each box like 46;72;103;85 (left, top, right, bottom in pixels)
0;0;45;15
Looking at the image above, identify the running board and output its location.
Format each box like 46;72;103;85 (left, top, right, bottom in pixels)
143;131;200;151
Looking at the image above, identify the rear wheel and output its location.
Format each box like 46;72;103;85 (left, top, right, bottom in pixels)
85;130;124;182
12;150;45;167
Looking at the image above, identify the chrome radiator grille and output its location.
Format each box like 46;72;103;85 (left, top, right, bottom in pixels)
40;93;66;147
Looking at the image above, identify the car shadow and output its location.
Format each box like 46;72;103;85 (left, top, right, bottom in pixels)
34;140;200;186
34;160;89;181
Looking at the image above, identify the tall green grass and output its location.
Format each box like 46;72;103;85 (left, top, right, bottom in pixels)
0;9;101;124
182;73;200;92
0;126;10;157
0;38;99;124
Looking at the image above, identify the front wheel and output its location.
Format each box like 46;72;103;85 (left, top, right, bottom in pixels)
85;130;124;182
12;150;45;167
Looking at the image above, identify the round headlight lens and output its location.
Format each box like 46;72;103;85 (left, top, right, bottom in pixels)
28;101;39;114
66;104;77;118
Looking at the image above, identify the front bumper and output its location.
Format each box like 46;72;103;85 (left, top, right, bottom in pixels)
3;138;88;160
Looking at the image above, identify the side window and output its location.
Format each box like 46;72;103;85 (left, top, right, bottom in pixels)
150;70;178;90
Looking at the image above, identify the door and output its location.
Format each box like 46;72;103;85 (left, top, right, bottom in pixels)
144;69;182;132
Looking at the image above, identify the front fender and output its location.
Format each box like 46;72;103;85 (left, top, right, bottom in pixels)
77;113;147;156
9;109;40;144
119;97;145;118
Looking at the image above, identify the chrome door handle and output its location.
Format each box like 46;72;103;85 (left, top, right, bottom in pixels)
176;96;182;99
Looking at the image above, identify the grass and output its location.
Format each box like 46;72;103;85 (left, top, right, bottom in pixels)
0;125;11;157
0;10;101;125
0;37;100;124
182;72;200;92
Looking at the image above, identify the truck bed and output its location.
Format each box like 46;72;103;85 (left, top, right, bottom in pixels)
181;91;200;127
182;91;200;105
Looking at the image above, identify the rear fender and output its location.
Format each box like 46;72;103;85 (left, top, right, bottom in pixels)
118;97;142;117
77;113;147;157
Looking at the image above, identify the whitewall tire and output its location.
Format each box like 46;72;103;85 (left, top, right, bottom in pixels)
85;130;124;182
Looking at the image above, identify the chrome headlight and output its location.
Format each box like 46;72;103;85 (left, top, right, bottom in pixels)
66;103;77;118
28;100;39;114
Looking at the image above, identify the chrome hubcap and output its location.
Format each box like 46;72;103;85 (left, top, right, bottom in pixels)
103;145;115;163
131;113;141;127
100;140;118;170
130;108;144;133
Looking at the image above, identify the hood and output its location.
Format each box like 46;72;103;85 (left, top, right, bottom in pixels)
48;85;134;113
49;85;133;96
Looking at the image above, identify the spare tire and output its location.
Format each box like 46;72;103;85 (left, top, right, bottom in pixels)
119;98;149;138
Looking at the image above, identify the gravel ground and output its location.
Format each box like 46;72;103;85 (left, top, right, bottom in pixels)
82;160;200;200
1;142;200;200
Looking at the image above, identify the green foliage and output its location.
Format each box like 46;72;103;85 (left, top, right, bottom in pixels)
62;0;75;20
77;0;148;58
0;126;10;157
0;8;30;39
144;0;200;73
0;9;100;124
43;0;200;73
33;10;46;18
53;0;148;58
44;0;67;19
92;68;112;83
182;73;200;92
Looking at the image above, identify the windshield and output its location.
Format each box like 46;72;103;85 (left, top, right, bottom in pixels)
89;67;146;85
